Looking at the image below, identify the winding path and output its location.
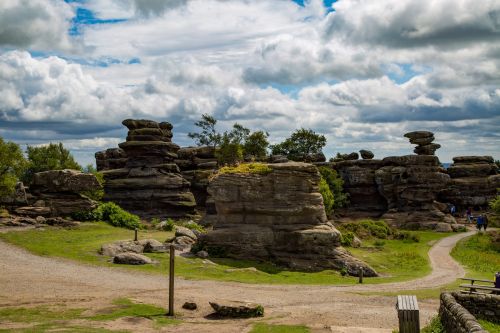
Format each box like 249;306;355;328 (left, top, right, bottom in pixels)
0;230;475;332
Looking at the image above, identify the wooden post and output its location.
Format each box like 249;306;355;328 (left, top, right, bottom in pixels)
168;244;175;316
134;228;138;241
358;266;363;284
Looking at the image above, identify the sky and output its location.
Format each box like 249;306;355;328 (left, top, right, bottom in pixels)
0;0;499;166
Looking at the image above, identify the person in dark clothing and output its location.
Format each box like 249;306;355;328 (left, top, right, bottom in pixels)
476;215;484;231
483;214;489;231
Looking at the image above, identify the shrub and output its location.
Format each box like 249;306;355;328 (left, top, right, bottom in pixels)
185;221;205;233
162;218;176;232
374;240;385;248
489;195;500;214
94;202;141;229
318;166;349;209
0;137;27;197
340;231;355;247
340;219;391;240
421;315;444;333
340;266;348;276
392;231;420;243
81;164;104;201
319;177;334;215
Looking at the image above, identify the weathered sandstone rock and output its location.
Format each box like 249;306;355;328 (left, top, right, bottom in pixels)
359;150;374;160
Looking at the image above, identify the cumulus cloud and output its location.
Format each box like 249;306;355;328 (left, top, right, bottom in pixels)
0;0;74;51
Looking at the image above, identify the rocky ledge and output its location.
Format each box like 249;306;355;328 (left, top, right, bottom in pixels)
199;162;377;276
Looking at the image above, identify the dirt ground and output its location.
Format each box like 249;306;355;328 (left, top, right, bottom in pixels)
0;230;475;332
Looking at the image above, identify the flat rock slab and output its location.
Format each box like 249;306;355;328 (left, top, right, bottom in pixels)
209;301;264;318
113;252;153;265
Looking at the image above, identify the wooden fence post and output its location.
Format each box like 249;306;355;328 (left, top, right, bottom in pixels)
168;244;175;316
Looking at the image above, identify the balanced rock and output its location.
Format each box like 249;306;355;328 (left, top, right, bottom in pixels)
100;119;196;218
359;150;374;160
175;226;197;240
201;162;377;276
404;131;440;156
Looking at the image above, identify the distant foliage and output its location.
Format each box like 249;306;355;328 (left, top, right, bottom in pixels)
243;131;269;159
270;128;326;161
23;143;81;184
319;178;334;215
74;202;141;230
340;231;355;247
318;166;349;209
392;231;420;243
0;137;27;197
216;133;244;166
489;195;500;215
188;114;222;148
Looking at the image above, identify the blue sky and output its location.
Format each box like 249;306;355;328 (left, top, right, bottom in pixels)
0;0;499;166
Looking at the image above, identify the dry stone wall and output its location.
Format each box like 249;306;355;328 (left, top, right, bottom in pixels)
201;162;377;276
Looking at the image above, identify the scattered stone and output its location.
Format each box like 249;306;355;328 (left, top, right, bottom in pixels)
172;236;196;248
113;252;152;265
352;236;362;248
196;250;209;258
100;240;144;257
15;206;51;217
44;217;80;227
209;301;264;318
359;150;374;160
35;216;46;224
13;216;38;225
175;226;197;240
140;239;167;253
182;302;198;310
224;267;257;273
435;223;453;232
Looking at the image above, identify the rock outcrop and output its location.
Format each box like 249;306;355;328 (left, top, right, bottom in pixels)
100;119;196;218
200;162;377;276
15;169;100;217
404;131;441;155
359;150;374;160
95;148;128;171
440;156;499;208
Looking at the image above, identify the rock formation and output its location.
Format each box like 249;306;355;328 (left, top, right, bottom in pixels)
359;150;374;160
404;131;441;155
15;169;100;217
95;148;127;171
200;162;377;276
99;119;196;218
440;156;499;208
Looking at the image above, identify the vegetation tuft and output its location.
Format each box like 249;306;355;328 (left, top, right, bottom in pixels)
250;323;310;333
421;315;444;333
218;163;272;175
73;202;141;230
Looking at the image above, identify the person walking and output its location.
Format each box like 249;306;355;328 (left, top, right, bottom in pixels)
476;214;484;232
466;207;473;224
483;214;489;231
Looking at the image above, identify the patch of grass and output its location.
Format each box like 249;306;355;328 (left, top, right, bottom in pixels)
250;323;310;333
478;319;500;333
218;163;272;175
0;223;450;285
88;298;179;326
450;231;500;280
0;324;128;333
421;315;444;333
0;306;83;323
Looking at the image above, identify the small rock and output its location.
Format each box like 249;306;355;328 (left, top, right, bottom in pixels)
196;250;209;258
182;302;198;310
140;239;166;253
15;206;51;217
173;236;196;249
44;217;79;227
352;236;362;248
113;252;152;265
13;216;38;225
175;226;197;240
435;223;453;232
100;240;144;257
359;150;374;160
224;267;257;273
35;216;46;224
209;301;264;318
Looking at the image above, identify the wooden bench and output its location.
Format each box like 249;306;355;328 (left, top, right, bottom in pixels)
396;295;419;333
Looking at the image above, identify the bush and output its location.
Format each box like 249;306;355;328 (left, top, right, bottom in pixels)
340;219;391;240
185;221;205;233
392;231;420;243
341;231;355;247
374;240;385;248
489;195;500;214
319;177;334;215
318;167;349;209
162;218;176;232
421;315;444;333
218;163;272;175
81;164;104;201
71;202;141;229
0;137;27;197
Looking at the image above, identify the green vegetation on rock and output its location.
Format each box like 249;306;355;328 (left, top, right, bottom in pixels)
318;166;349;209
478;319;500;333
74;202;141;230
218;163;272;175
270;128;326;161
319;178;334;215
421;315;444;333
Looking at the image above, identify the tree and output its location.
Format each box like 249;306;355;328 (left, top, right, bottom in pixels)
228;123;250;144
0;137;27;197
270;128;326;161
215;133;243;166
188;114;222;148
318;166;349;209
243;131;269;159
23;143;81;183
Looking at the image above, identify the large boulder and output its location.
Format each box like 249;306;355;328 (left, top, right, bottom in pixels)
30;169;100;193
201;162;377;276
113;252;153;265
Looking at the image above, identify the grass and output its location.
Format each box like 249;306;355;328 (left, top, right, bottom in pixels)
479;319;500;333
0;298;178;333
217;163;272;175
249;323;310;333
450;231;500;280
0;223;452;285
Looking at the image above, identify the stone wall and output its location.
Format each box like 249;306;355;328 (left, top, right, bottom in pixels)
201;162;377;276
439;292;499;333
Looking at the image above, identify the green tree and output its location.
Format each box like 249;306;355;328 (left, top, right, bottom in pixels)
216;133;243;166
243;131;269;159
23;143;81;183
319;178;334;215
0;137;27;197
270;128;326;161
188;114;222;148
318;166;349;209
228;123;250;144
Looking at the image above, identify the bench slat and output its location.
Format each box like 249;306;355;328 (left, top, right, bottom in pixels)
460;278;495;284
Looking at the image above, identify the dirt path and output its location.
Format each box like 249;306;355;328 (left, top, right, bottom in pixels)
0;230;475;332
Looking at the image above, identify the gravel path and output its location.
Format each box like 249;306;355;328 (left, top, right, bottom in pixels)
0;230;475;332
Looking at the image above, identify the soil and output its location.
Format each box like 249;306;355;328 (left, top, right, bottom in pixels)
0;230;476;332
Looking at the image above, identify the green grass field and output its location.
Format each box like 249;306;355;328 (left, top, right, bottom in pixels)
249;323;310;333
0;222;452;285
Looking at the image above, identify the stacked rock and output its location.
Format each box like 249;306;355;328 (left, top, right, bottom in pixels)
404;131;441;155
100;119;196;218
440;156;499;208
200;162;377;276
359;150;374;160
95;148;127;171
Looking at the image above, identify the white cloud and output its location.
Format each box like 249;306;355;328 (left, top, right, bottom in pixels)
0;0;75;51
